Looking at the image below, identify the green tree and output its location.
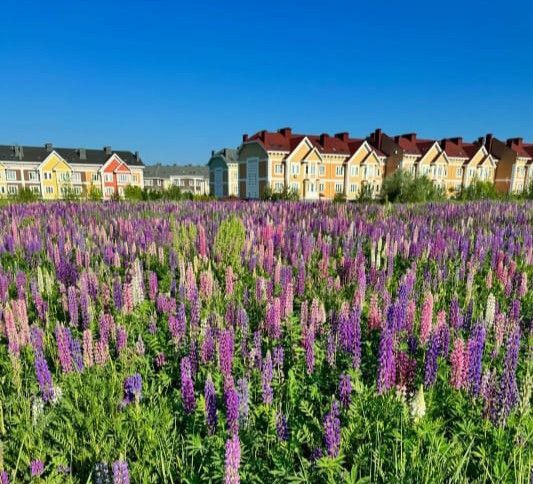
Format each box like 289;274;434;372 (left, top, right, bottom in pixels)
87;185;102;201
13;187;39;203
456;179;498;201
381;170;445;203
124;185;144;201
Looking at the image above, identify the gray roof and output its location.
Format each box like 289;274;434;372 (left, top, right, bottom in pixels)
0;144;144;166
214;148;238;163
144;164;209;178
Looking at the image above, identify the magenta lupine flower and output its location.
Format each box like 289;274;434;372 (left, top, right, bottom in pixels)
339;374;352;408
55;325;73;373
0;471;9;484
517;272;528;298
204;375;217;435
450;338;466;389
467;324;486;396
112;460;130;484
34;355;55;402
265;297;281;340
122;283;134;314
323;399;341;457
377;327;395;394
4;306;19;356
30;459;44;477
219;329;234;381
224;434;241;484
180;357;196;414
225;383;239;435
296;259;306;296
93;339;110;366
197;224;207;258
148;271;158;301
261;351;273;405
122;373;142;406
79;283;91;329
419;291;433;345
396;351;417;391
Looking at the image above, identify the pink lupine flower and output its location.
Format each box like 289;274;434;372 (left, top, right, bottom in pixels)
225;266;234;296
83;329;94;368
450;338;466;389
368;294;382;331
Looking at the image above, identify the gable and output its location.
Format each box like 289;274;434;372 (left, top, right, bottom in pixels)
418;143;441;165
302;147;323;163
431;151;449;166
360;151;381;166
39;151;71;172
466;146;487;167
101;154;130;173
286;137;314;163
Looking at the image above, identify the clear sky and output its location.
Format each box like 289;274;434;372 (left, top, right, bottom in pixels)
1;0;532;165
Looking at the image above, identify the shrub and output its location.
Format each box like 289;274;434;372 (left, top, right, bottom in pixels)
87;186;103;201
124;185;144;201
456;180;499;201
261;185;299;201
213;215;245;269
12;187;39;203
333;192;347;203
381;170;445;203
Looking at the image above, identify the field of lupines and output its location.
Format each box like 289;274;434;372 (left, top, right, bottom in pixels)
0;200;531;483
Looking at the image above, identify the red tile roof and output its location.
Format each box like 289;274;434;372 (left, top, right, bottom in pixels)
245;129;380;157
507;138;532;159
393;134;437;156
440;138;469;158
523;143;533;160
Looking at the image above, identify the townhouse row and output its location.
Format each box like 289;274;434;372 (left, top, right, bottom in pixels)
208;128;533;200
0;144;144;199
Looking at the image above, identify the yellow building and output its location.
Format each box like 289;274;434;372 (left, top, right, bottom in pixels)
38;150;73;200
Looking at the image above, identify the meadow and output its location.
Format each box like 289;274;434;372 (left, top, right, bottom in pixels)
0;200;531;483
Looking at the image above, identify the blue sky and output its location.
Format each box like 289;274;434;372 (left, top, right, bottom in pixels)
1;0;532;165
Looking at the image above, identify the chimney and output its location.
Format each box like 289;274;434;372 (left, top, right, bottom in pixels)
451;137;463;146
319;133;328;145
476;136;485;146
104;146;112;155
79;148;87;160
335;132;349;142
485;133;494;151
14;145;24;160
373;128;383;149
211;149;215;157
45;143;53;152
242;134;249;143
134;151;140;161
404;133;417;142
278;127;292;138
507;137;523;147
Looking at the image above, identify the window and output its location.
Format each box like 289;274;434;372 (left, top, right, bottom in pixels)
45;186;53;194
28;171;39;181
105;187;114;196
30;186;40;194
132;174;139;183
307;164;316;175
319;166;325;175
59;172;70;182
118;174;130;184
104;173;113;182
350;166;359;177
92;173;99;182
43;172;52;180
319;182;325;192
335;182;343;193
290;182;299;191
291;164;300;175
335;166;344;176
6;170;17;181
275;164;283;174
350;183;358;193
457;167;463;177
71;172;81;183
0;186;4;194
274;182;284;191
8;185;18;194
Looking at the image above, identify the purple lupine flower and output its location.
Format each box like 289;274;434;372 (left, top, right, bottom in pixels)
67;285;79;327
424;332;440;388
148;271;158;301
30;459;44;477
204;375;217;435
69;335;84;372
323;400;341;457
276;412;289;441
338;374;352;408
491;327;521;425
449;297;463;329
30;325;45;356
113;277;123;311
468;324;486;396
219;329;234;381
0;471;9;484
224;434;241;484
303;323;315;375
261;351;273;405
122;374;142;406
351;305;361;368
34;355;55;402
225;383;239;436
112;460;130;484
377;327;395;394
154;352;166;369
180;357;196;414
265;297;281;340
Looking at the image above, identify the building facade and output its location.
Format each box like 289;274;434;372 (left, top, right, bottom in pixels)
0;144;144;199
208;148;238;198
143;164;209;195
226;127;532;200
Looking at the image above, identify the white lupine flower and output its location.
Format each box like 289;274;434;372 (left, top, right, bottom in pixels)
485;293;496;327
410;385;426;421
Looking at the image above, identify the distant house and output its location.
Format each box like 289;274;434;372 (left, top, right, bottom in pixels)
0;143;144;199
207;148;238;198
143;164;209;195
